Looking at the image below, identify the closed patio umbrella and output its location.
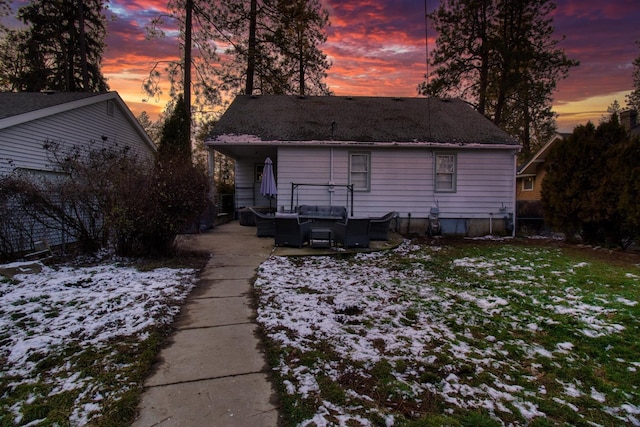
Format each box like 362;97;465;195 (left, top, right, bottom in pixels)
260;157;277;209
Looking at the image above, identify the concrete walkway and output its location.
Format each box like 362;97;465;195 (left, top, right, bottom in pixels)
132;221;279;427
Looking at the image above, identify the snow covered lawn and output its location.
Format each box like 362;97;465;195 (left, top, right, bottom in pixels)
255;240;640;426
0;259;199;426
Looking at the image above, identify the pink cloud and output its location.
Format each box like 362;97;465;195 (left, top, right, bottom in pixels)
102;0;639;129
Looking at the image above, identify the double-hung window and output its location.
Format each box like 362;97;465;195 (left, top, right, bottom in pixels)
435;152;456;192
522;177;534;191
349;152;370;191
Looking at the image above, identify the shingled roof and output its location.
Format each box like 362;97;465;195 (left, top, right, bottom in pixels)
0;91;103;120
208;95;518;146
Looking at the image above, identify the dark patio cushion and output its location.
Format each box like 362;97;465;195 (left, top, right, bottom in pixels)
298;205;347;219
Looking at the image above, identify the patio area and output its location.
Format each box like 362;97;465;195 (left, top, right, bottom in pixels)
271;230;404;256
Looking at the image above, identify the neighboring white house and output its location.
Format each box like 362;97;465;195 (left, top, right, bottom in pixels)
0;91;156;253
206;95;520;236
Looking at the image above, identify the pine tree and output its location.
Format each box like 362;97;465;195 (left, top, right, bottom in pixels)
542;116;634;246
143;0;332;119
10;0;109;92
626;40;640;112
158;94;191;163
421;0;578;157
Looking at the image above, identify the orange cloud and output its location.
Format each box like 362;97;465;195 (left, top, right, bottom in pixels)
103;0;639;132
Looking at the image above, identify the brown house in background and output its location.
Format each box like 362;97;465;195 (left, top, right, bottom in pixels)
516;133;565;203
515;133;567;234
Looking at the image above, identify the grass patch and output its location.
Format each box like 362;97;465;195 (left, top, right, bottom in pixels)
255;239;640;426
0;252;206;426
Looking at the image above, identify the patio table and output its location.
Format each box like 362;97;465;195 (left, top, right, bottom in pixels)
310;227;333;248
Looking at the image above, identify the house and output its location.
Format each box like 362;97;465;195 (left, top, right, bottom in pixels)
515;133;567;203
515;133;571;235
0;91;156;253
205;95;520;236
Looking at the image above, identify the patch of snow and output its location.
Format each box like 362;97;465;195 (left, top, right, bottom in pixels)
0;260;197;425
591;387;606;403
616;296;637;306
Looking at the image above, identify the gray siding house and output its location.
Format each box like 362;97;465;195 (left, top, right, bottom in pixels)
0;91;156;252
206;95;520;236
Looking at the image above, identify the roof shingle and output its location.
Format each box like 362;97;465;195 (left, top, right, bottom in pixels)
0;92;104;120
209;95;518;145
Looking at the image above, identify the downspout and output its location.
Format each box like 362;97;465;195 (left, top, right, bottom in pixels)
512;151;518;237
329;147;334;206
489;212;493;235
208;148;215;201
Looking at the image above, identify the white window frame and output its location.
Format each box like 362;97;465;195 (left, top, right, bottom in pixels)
434;152;456;192
349;152;370;192
522;177;534;191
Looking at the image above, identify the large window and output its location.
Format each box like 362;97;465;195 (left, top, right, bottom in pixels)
349;152;370;191
435;153;456;192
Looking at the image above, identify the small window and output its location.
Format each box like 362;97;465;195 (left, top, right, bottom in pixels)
349;152;370;191
255;163;264;183
523;177;534;191
107;100;115;116
435;153;456;192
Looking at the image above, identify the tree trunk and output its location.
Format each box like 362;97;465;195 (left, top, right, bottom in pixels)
184;0;192;149
77;0;89;91
245;0;257;95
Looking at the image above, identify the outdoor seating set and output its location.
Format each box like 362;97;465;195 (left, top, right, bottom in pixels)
249;206;397;248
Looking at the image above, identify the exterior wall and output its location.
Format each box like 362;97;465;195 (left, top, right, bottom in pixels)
270;145;516;236
233;155;279;210
0;99;156;253
516;168;546;201
0;100;154;176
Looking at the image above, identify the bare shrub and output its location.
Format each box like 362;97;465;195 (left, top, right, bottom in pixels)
1;139;209;258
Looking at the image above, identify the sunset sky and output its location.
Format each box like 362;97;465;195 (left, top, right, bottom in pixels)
9;0;640;132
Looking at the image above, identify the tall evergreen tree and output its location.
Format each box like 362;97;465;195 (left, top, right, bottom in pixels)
542;115;634;246
269;0;331;96
420;0;578;157
144;0;332;120
157;94;191;163
6;0;110;92
626;39;640;112
0;0;108;92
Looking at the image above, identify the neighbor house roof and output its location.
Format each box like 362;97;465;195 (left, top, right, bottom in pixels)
0;91;155;152
516;133;568;177
207;95;519;147
0;91;101;120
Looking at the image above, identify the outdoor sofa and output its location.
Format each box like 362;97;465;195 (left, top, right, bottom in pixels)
298;205;347;219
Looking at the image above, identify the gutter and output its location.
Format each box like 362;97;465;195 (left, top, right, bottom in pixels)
206;137;520;151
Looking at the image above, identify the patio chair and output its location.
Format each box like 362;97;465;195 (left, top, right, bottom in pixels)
275;216;312;248
250;207;276;237
368;211;398;241
334;218;370;248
